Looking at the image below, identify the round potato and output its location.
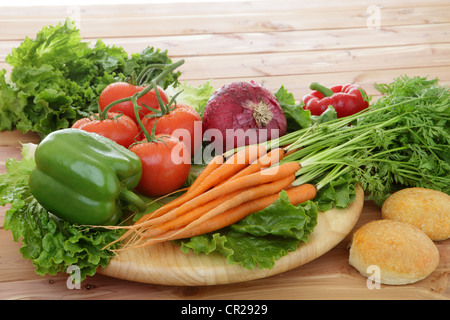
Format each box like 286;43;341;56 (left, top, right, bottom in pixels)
381;187;450;241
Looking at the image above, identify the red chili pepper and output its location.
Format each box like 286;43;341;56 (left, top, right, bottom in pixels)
302;82;369;118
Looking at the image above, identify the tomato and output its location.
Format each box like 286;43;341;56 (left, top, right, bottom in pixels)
72;112;139;148
98;82;169;123
129;135;191;197
141;103;202;156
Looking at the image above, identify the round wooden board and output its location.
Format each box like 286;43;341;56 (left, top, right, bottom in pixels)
98;185;364;286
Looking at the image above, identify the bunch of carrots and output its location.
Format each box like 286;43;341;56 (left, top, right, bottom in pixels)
104;145;317;251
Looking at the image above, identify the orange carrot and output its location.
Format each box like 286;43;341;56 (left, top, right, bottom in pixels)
200;143;267;188
134;155;225;225
186;154;225;194
142;174;295;238
140;189;246;238
135;144;266;224
154;175;297;241
220;147;286;185
133;161;300;229
131;183;317;247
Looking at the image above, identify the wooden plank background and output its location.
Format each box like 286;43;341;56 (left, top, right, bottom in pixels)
0;0;449;300
1;0;449;97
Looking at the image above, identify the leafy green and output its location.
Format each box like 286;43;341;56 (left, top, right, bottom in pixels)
0;144;124;282
274;85;340;130
124;46;181;89
0;143;36;201
207;231;300;270
231;191;318;241
310;105;338;125
274;85;311;131
0;69;28;131
313;173;358;212
165;81;216;117
0;19;180;136
356;75;450;203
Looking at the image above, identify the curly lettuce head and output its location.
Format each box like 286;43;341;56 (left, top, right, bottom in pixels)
0;19;179;136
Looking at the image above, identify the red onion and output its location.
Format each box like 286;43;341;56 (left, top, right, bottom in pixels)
202;81;287;152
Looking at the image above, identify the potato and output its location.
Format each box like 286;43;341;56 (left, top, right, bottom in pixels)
381;187;450;241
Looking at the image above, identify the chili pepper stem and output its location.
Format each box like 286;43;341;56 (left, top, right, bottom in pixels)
310;82;334;97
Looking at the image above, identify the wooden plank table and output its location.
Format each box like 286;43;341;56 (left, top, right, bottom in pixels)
0;0;449;300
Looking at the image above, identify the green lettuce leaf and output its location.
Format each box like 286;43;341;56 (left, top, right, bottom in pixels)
313;173;358;212
310;105;338;125
166;81;215;117
230;191;318;241
274;85;311;131
0;19;180;136
0;143;36;203
0;69;29;131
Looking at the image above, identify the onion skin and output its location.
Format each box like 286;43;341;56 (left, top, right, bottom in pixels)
202;81;287;152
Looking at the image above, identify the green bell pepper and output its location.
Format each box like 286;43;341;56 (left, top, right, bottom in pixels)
29;128;146;225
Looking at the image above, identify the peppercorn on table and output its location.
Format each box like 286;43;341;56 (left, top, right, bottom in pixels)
0;0;449;300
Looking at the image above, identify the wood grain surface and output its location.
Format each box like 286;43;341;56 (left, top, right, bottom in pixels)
0;0;449;300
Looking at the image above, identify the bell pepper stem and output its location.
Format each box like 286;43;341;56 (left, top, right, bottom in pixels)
310;82;334;97
119;188;147;212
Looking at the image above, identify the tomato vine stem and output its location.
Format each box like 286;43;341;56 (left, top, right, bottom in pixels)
100;59;185;120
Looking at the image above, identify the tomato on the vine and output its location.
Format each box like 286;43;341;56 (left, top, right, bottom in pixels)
129;135;191;197
98;82;169;123
72;112;139;148
95;59;191;196
141;103;202;156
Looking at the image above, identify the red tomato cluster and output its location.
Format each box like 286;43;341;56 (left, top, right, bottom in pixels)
98;82;169;123
72;81;201;197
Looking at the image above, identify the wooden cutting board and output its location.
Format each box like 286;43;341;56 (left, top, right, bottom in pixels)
98;185;364;286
